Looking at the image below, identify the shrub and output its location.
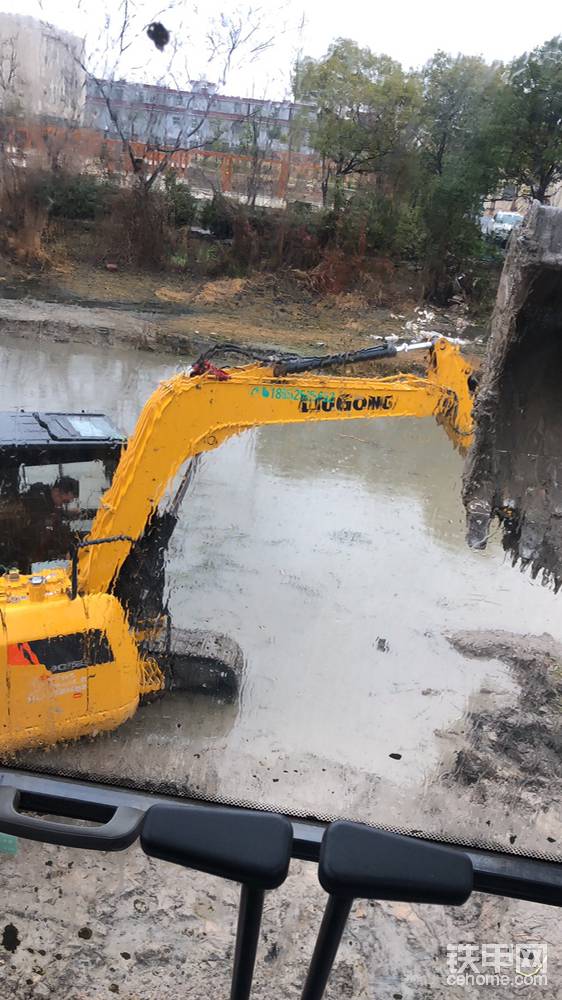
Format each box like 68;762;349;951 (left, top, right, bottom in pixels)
164;171;197;228
0;168;52;261
97;186;169;269
199;195;234;240
45;173;116;220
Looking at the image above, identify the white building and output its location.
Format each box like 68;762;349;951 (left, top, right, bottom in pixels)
0;13;85;122
85;78;315;155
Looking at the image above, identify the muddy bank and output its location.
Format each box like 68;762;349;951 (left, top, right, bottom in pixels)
0;297;211;356
443;629;562;851
0;272;487;363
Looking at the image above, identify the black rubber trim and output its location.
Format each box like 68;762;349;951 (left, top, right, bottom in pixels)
318;821;473;903
1;770;561;905
0;785;143;851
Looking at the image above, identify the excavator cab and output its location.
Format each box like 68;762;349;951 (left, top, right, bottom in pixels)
0;413;150;750
0;411;125;573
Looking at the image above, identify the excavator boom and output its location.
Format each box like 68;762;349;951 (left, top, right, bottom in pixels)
80;340;473;595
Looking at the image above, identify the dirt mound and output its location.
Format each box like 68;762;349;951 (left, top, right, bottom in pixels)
444;630;562;821
192;277;247;305
328;291;370;313
154;286;192;305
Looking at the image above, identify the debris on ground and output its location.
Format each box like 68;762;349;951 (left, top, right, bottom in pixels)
192;277;247;306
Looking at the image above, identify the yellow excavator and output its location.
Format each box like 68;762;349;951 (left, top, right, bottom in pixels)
0;337;474;753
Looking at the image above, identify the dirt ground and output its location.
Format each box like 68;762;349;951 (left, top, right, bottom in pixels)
0;815;559;1000
444;629;562;851
0;224;486;363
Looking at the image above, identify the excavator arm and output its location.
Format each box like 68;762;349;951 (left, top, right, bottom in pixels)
80;339;473;596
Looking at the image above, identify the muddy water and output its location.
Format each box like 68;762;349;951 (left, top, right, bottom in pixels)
1;333;560;858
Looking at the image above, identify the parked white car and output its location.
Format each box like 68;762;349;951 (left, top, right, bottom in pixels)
489;211;524;244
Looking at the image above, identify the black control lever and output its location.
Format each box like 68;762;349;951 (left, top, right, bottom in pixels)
301;821;473;1000
141;803;293;1000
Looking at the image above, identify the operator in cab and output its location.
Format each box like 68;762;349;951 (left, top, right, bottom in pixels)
14;475;80;572
23;476;79;518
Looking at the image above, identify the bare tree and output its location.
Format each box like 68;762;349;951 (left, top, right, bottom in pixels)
55;3;278;198
0;36;18;94
236;102;285;207
0;36;21;115
205;7;276;87
44;2;283;266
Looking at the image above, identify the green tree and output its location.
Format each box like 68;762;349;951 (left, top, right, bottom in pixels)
500;36;562;202
417;53;504;301
294;38;420;207
418;52;502;178
164;170;197;228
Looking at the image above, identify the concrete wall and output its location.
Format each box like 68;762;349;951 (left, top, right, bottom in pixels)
0;13;85;123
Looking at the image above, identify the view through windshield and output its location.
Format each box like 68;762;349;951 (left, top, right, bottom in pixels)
0;2;561;996
0;331;560;865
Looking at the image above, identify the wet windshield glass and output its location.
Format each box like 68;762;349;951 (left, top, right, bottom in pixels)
0;455;117;570
0;333;560;865
0;1;561;880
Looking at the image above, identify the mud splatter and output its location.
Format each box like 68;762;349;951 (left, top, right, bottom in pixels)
2;923;21;952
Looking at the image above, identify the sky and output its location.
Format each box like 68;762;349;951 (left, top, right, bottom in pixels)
0;0;560;98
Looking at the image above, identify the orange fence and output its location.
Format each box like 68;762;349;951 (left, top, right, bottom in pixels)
0;117;323;206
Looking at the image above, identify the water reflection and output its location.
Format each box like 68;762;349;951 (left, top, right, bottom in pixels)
254;417;466;549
